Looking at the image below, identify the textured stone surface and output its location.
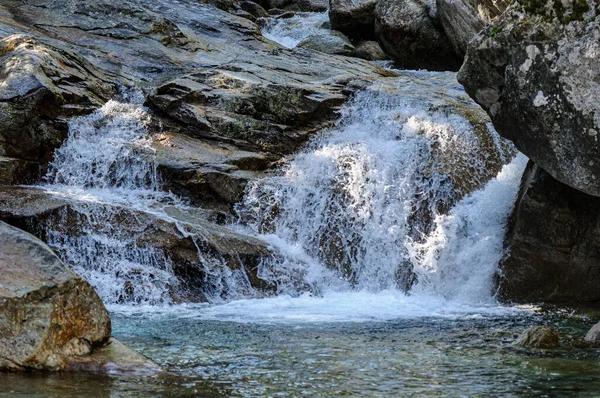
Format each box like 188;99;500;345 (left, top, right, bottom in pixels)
329;0;378;39
458;0;600;196
585;322;600;342
514;326;560;348
354;40;388;60
374;0;462;71
499;161;600;303
297;30;355;56
437;0;508;56
0;221;111;371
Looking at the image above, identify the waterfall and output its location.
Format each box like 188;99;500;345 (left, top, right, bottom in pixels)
235;77;520;303
38;73;524;309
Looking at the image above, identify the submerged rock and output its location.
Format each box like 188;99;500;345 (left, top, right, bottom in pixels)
329;0;378;40
297;30;356;56
514;326;560;348
458;0;600;197
374;0;462;71
0;221;111;370
499;161;600;303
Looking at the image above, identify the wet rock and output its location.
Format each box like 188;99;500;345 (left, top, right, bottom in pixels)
374;0;462;71
354;40;387;61
0;186;274;303
0;34;115;166
437;0;509;57
297;30;355;56
499;161;600;303
240;0;270;17
458;0;600;196
0;221;111;371
287;0;329;11
585;322;600;342
0;157;40;185
514;326;560;348
329;0;378;40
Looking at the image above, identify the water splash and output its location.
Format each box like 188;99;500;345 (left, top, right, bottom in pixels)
236;78;519;302
261;12;329;48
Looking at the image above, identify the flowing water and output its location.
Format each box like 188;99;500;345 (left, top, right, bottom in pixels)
3;16;600;398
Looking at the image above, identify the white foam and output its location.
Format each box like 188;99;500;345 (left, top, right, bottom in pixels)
261;12;329;48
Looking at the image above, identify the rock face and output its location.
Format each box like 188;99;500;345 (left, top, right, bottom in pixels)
374;0;462;71
297;30;355;55
329;0;378;40
354;40;388;60
514;326;560;348
0;221;111;370
0;34;115;169
436;0;509;56
499;162;600;303
458;0;600;197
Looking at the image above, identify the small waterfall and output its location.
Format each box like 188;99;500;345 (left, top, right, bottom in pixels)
261;12;329;48
236;77;520;303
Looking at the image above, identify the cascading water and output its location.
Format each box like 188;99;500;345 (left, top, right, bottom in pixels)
235;77;520;307
261;11;329;48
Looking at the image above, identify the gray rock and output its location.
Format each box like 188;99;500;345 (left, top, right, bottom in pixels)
297;30;356;56
499;161;600;303
374;0;462;71
0;157;39;185
287;0;329;11
240;0;270;17
354;40;387;60
458;0;600;196
437;0;509;56
0;221;111;371
585;322;600;342
329;0;378;39
514;326;560;348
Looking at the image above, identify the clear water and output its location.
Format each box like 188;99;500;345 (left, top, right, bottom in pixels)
4;306;600;397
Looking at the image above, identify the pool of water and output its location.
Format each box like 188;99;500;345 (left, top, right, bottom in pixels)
3;301;600;397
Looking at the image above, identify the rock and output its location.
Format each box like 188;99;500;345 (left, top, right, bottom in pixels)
458;0;600;196
240;0;270;17
374;0;462;71
514;326;560;348
499;161;600;303
329;0;378;40
288;0;329;11
436;0;509;57
0;34;115;167
297;30;356;56
0;221;111;370
585;322;600;342
0;157;40;185
64;338;162;373
150;133;271;210
0;186;274;303
354;40;388;61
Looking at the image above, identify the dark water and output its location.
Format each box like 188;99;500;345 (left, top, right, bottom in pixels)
3;306;600;397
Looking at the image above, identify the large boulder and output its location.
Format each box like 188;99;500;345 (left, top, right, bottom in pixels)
329;0;378;40
0;221;111;370
458;0;600;196
374;0;462;71
436;0;509;56
499;161;600;303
